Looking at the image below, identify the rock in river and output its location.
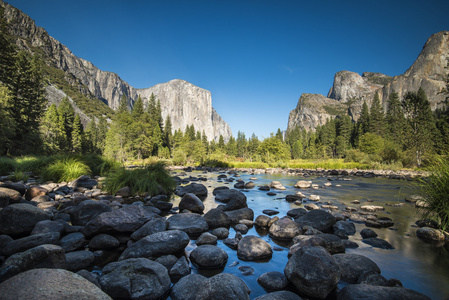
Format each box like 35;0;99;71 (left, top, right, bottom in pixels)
237;235;272;261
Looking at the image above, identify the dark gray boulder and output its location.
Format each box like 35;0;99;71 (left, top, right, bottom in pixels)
179;193;205;213
204;208;231;228
167;213;209;237
362;238;394;249
357;270;391;286
170;274;207;300
211;227;229;239
130;216;167;241
189;245;228;269
337;284;431;300
295;209;336;232
212;186;229;195
254;291;303;300
69;200;112;227
333;253;381;283
360;228;378;238
0;181;26;196
59;232;86;252
255;215;271;227
257;271;289;291
76;269;101;288
175;183;208;197
99;258;170;300
333;220;356;239
155;254;178;270
284;246;341;299
88;234;120;250
169;256;190;280
0;268;111;300
215;189;246;204
416;227;446;242
65;250;95;271
237;235;272;261
224;207;254;223
69;175;98;189
196;232;218;245
0;187;22;207
3;232;60;256
82;205;156;237
268;218;302;240
0;244;66;283
119;230;189;260
289;234;345;257
31;219;67;235
0;203;51;236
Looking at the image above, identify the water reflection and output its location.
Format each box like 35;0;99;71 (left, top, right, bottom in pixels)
171;170;448;299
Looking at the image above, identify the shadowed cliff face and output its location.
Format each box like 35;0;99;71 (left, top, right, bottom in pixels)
288;31;449;132
0;1;232;141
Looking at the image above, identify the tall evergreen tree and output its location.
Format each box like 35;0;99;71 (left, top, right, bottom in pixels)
40;104;61;153
369;93;385;136
236;131;247;158
386;91;406;144
71;114;83;153
132;95;144;118
0;84;15;155
164;115;173;150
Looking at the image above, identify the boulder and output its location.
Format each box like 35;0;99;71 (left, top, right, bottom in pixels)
337;284;431;300
237;235;272;261
190;245;228;269
88;234;120;250
31;219;67;235
0;181;26;196
0;244;66;283
257;271;289;291
284;246;341;299
362;238;394;249
244;181;255;189
0;187;22;207
69;200;112;226
167;213;209;237
82;205;156;237
295;180;312;189
59;232;86;252
196;232;218;245
120;230;189;260
212;186;229;195
255;291;303;300
268;218;302;240
3;232;60;256
234;181;245;189
255;215;271;227
416;227;446;242
333;221;356;239
290;234;345;256
360;228;378;238
234;223;249;234
0;268;111;300
154;255;178;270
25;186;48;201
170;273;250;300
223;191;247;211
130;216;167;241
215;189;246;204
169;256;190;280
295;209;337;232
175;183;208;197
224;207;254;223
0;203;51;236
211;227;229;239
179;193;205;213
333;253;381;283
263;209;279;216
69;175;98;189
65;250;95;271
270;181;286;190
204;208;231;228
100;258;170;300
357;271;390;286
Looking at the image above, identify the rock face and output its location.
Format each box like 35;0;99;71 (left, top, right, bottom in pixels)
0;2;232;141
287;31;449;131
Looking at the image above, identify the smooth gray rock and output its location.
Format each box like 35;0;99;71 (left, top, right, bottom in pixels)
4;232;60;256
237;235;272;261
287;208;308;219
333;220;356;239
0;268;111;300
215;189;246;204
268;218;302;240
167;213;209;237
333;253;381;283
255;291;303;300
196;232;218;245
224;207;254;223
0;187;22;207
69;175;98;189
100;258;170;300
155;255;178;271
416;227;446;242
284;246;341;299
88;234;120;250
0;203;51;236
65;250;95;271
59;232;86;252
362;238;394;249
257;271;289;291
204;208;231;228
337;284;431;300
211;227;229;239
0;244;66;283
169;256;190;280
120;230;189;260
255;215;271;227
179;193;205;213
360;228;378;238
295;209;337;232
31;219;67;235
69;200;112;226
190;245;228;269
130;216;167;241
175;183;208;197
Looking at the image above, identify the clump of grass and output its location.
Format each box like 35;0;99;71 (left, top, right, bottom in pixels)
418;157;449;231
15;156;56;173
41;157;91;182
103;161;176;197
79;154;121;176
0;156;16;175
9;169;29;182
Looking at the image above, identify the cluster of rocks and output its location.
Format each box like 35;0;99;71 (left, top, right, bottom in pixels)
0;169;437;299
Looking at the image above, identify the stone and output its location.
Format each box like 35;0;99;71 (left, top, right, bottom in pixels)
175;183;208;197
130;216;167;241
254;291;303;300
309;195;320;201
0;187;22;207
69;200;112;226
169;256;190;280
234;181;245;189
88;234;120;250
287;208;307;218
259;185;270;191
255;215;271;227
119;230;189;260
295;209;336;232
154;201;173;211
268;218;302;240
284;246;341;299
189;245;228;268
0;244;66;283
263;209;279;216
155;255;178;270
362;238;394;249
82;205;156;237
405;194;424;203
3;232;60;256
238;265;254;275
25;186;48;201
215;188;246;204
212;186;229;195
333;253;381;283
223;237;240;250
167;213;209;237
357;270;390;286
65;250;95;271
100;258;170;300
234;223;249;234
0;181;26;196
179;193;205;213
416;227;446;242
30;219;67;235
211;227;229;239
237;235;272;261
267;216;279;227
244;181;255;189
0;268;111;300
59;232;86;252
295;180;312;189
360;228;378;238
204;208;231;228
333;220;356;239
257;271;289;291
0;203;51;236
69;175;98;190
76;269;101;288
337;284;431;300
196;232;218;245
304;203;319;210
286;194;301;202
170;273;250;300
270;181;286;190
224;207;254;223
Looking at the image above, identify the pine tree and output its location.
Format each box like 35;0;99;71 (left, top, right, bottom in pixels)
72;114;83;153
57;97;75;151
386;91;406;145
164;115;173;150
369;93;385;136
0;84;15;155
226;136;237;156
132;95;144;118
202;130;209;154
236;131;247;158
40;104;61;153
218;135;225;149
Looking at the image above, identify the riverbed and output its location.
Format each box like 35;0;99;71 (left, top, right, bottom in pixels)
170;169;449;300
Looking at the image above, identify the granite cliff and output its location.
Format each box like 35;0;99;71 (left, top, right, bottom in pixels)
0;1;232;141
288;31;449;131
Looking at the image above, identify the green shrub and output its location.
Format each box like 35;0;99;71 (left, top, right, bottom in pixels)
418;157;449;231
9;169;29;182
41;157;91;182
102;161;176;197
0;156;16;175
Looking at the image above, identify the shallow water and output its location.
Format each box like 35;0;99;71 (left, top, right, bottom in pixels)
170;170;449;299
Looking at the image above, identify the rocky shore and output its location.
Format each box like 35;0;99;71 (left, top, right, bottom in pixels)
0;168;440;299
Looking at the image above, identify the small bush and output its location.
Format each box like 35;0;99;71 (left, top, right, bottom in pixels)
0;156;16;175
418;157;449;231
41;157;91;182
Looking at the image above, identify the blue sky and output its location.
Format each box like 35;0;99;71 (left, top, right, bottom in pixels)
7;0;449;139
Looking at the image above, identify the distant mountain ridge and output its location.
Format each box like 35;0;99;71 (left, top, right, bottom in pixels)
288;31;449;131
0;0;232;141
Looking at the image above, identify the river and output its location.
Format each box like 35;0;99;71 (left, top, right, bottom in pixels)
169;170;449;299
